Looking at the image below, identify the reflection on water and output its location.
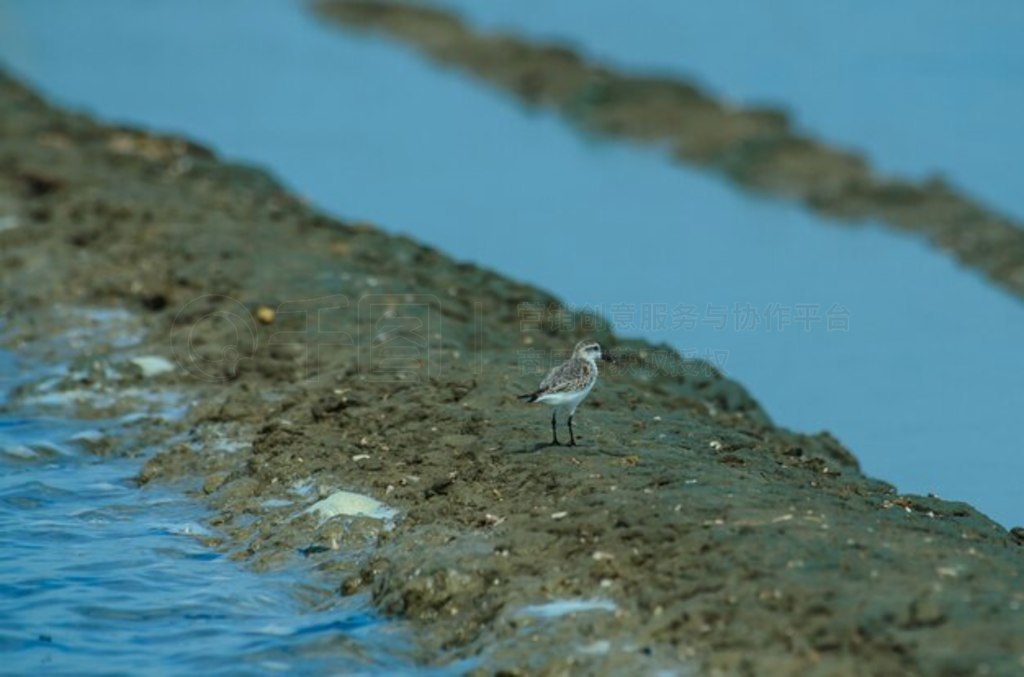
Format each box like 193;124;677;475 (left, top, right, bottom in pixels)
0;0;1019;533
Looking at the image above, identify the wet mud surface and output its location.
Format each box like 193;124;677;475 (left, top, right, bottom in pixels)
2;72;1023;674
315;0;1024;305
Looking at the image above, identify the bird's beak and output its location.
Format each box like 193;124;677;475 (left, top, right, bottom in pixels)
601;353;616;363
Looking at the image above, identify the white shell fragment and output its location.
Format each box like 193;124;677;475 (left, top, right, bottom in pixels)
304;490;398;523
129;355;176;377
516;598;618;619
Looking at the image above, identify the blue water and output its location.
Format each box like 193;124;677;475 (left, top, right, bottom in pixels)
432;0;1024;223
0;7;1021;662
0;348;443;673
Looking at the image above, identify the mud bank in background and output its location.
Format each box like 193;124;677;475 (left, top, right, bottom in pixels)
315;0;1024;304
1;71;1023;674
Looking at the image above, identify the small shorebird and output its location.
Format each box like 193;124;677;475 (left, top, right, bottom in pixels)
519;340;611;446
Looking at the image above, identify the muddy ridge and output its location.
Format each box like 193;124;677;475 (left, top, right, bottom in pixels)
315;0;1024;304
1;70;1022;675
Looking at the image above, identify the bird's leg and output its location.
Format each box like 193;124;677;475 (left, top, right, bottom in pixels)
550;410;561;446
568;414;577;447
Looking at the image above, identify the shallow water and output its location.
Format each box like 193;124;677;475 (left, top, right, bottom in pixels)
0;348;455;674
0;1;1019;534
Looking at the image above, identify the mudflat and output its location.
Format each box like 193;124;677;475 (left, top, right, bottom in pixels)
1;72;1022;674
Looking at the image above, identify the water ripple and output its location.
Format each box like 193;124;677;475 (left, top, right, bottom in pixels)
0;341;451;675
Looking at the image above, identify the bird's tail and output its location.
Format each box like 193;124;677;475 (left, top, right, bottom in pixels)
518;392;539;403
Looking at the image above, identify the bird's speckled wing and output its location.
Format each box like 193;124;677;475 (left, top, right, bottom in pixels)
537;358;594;394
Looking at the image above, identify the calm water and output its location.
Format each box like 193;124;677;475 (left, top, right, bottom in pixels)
0;6;1021;666
433;0;1024;222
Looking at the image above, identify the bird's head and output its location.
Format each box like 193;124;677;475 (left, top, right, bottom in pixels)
573;340;612;363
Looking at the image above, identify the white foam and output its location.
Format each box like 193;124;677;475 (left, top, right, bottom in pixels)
2;444;37;459
578;639;611;655
261;498;293;509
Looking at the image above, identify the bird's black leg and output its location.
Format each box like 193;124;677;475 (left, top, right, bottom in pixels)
568;414;577;447
550;410;561;446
